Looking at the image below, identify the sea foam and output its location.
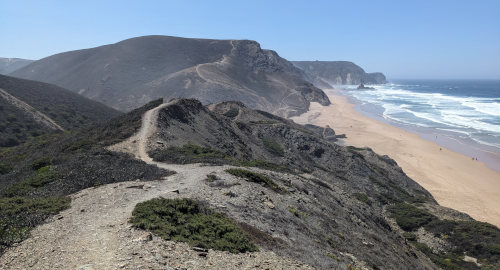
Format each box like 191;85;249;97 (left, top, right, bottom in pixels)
340;80;500;149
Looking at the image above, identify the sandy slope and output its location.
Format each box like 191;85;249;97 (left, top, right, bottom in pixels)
291;90;500;228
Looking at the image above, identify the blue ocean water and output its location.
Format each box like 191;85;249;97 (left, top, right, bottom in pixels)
341;80;500;151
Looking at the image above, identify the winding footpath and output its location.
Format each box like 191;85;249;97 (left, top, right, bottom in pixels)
0;102;312;270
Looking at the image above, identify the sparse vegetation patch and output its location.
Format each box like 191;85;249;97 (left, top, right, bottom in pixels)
225;168;284;192
3;166;59;197
223;108;239;118
130;198;257;253
236;159;289;172
0;196;70;253
353;193;371;205
149;143;226;164
262;139;284;157
389;203;436;231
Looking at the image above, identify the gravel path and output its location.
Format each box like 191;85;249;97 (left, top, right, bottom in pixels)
0;102;313;270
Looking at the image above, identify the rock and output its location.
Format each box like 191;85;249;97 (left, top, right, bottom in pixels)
265;201;275;209
193;247;209;253
356;84;375;90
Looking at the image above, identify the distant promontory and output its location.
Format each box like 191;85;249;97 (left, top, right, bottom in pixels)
292;61;387;88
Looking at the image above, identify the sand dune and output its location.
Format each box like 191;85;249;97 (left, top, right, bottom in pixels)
291;90;500;228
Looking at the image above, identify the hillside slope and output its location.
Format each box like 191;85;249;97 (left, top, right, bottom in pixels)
0;58;33;75
0;75;121;146
292;61;387;86
2;99;498;269
11;35;330;117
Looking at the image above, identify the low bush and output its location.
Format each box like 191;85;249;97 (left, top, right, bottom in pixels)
262;139;284;157
353;193;371;205
3;166;59;197
388;203;436;231
130;198;257;253
287;205;305;218
30;157;52;170
225;168;284;192
402;232;417;241
0;196;70;252
149;143;226;164
0;163;12;175
223;108;239;118
236;159;288;172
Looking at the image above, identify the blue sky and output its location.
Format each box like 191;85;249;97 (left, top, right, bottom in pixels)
1;0;499;79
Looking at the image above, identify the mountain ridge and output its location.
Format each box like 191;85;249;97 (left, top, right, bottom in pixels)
11;35;330;117
0;57;33;75
0;74;121;146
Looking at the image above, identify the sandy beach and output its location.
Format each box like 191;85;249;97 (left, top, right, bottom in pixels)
291;89;500;228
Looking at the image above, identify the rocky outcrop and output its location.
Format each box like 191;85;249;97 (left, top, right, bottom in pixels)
304;124;338;142
292;61;387;87
357;83;375;90
11;35;330;117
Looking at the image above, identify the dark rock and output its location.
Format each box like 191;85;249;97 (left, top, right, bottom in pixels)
357;84;375;90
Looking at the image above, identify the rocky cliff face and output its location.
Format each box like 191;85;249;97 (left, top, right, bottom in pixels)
292;61;387;87
11;36;330;117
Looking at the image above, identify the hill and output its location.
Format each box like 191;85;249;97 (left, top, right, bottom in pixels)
1;98;498;269
0;58;33;75
0;75;121;146
11;35;330;117
292;61;387;87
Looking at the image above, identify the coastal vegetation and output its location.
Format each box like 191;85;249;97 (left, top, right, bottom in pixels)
130;198;258;253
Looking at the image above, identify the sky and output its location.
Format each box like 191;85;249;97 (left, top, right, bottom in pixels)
1;0;499;79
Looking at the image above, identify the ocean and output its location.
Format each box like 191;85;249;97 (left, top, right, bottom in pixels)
336;79;500;171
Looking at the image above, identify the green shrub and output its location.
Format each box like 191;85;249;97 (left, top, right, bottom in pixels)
149;143;226;164
236;159;288;172
287;206;305;218
223;108;239;118
326;237;337;248
225;168;284;192
402;232;417;241
31;157;52;170
353;193;371;205
0;163;12;175
389;203;436;231
486;244;500;255
206;174;218;182
262;139;284;157
3;166;59;197
0;196;70;251
62;139;96;152
130;198;257;253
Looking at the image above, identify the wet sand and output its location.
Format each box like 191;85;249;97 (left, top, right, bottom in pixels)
291;90;500;227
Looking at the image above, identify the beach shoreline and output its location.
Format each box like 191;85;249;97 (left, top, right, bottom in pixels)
291;89;500;228
344;90;500;173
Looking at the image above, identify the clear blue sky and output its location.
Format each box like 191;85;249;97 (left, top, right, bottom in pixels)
1;0;499;79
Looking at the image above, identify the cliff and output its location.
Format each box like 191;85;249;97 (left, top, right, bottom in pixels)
292;61;387;87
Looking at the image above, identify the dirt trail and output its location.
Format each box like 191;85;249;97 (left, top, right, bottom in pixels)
0;88;65;131
0;101;312;270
